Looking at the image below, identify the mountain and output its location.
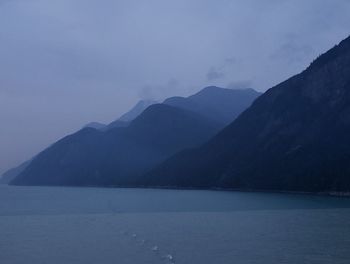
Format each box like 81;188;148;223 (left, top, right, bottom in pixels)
82;87;260;131
11;87;260;187
104;120;129;130
5;99;155;184
105;100;157;130
163;86;260;126
145;36;350;193
11;104;218;186
0;160;32;184
84;122;106;130
83;100;156;131
118;100;157;122
83;100;157;131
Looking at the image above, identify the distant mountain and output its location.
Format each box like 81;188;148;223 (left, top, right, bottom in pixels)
83;100;157;131
104;100;157;130
105;120;129;130
83;87;260;131
0;160;32;184
6;100;154;183
11;87;260;186
145;36;350;193
84;122;106;130
118;100;158;122
11;104;218;186
164;86;261;126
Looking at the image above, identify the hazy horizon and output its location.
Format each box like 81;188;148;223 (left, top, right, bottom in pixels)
1;0;350;174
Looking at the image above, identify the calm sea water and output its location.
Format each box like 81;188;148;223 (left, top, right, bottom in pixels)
0;185;350;264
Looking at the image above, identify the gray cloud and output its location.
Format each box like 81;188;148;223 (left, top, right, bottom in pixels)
1;0;350;174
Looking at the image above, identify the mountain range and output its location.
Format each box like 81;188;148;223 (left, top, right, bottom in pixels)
9;87;260;186
1;99;156;184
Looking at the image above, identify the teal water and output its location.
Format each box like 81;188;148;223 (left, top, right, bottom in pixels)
1;185;350;263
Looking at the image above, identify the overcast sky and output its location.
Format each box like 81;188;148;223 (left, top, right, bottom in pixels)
1;0;350;174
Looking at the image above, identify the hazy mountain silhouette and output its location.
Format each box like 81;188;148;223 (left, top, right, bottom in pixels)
4;100;147;182
83;100;157;131
83;88;260;131
118;100;157;122
164;86;260;126
11;87;259;186
103;100;157;130
11;105;218;186
105;120;129;130
84;122;107;130
0;160;32;184
2;100;142;183
145;36;350;193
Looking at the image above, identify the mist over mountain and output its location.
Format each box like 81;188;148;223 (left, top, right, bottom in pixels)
145;36;350;193
11;87;259;186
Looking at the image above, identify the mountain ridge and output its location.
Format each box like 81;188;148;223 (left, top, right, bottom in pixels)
11;86;260;186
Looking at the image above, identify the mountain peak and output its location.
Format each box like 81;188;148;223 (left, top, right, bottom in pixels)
200;86;225;92
164;86;261;126
197;85;256;93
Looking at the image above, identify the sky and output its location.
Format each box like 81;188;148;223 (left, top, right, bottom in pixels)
1;0;350;175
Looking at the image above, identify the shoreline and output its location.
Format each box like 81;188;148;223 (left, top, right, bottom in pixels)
5;183;350;198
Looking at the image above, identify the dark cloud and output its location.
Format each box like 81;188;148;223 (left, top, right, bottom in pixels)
1;0;350;174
